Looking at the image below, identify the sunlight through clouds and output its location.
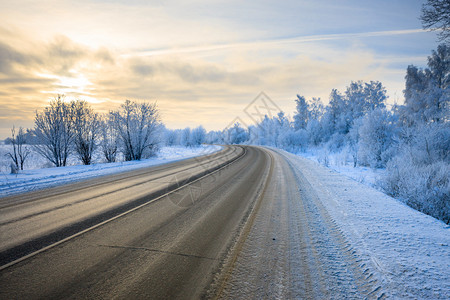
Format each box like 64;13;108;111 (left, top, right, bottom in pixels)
37;71;93;95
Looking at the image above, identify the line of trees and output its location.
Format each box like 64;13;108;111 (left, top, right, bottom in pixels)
163;126;207;147
7;97;162;168
6;98;211;171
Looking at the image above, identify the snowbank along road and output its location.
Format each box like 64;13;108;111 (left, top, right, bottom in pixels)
0;145;448;299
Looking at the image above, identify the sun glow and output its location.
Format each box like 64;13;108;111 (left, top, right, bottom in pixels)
57;75;91;91
38;70;95;97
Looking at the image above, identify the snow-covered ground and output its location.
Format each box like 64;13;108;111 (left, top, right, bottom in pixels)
282;149;450;298
298;148;383;188
0;145;221;197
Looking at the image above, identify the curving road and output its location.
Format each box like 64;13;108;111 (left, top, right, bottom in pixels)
0;145;383;299
0;146;273;299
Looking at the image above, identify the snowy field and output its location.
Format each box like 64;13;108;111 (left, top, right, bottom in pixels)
0;145;221;197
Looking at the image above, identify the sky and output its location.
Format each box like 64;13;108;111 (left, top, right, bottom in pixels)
0;0;440;139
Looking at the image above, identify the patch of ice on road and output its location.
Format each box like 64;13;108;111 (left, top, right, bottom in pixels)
0;145;221;197
278;149;450;299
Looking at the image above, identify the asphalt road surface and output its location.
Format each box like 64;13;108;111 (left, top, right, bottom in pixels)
0;145;383;299
0;146;273;299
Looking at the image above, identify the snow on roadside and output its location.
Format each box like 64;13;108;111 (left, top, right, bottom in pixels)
278;149;450;299
0;145;221;198
298;148;383;188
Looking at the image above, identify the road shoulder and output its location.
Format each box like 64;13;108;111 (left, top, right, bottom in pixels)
276;148;450;299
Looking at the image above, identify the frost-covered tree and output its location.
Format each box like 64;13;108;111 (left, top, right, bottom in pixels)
34;95;75;167
293;95;309;130
308;97;324;121
346;118;362;168
163;128;178;146
181;127;191;147
306;119;323;146
279;129;308;153
363;81;388;112
112;100;161;161
305;97;325;146
275;111;293;148
357;108;397;168
345;81;367;119
73;100;100;165
6;126;30;172
318;89;348;150
255;115;277;146
401;44;449;124
225;123;248;144
319;81;387;149
345;80;387;121
428;44;450;89
162;128;183;146
421;0;450;43
205;130;224;144
322;89;348;138
190;126;206;146
246;111;305;151
401;66;432;125
101;112;118;163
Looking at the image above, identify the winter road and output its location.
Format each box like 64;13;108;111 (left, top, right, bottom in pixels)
0;145;386;299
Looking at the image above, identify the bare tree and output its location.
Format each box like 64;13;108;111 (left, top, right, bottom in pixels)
421;0;450;43
34;95;75;167
101;112;118;163
73;100;100;165
6;126;30;172
112;100;161;161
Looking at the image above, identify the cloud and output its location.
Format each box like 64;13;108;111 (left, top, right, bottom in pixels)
126;29;426;58
175;63;226;83
0;41;37;74
94;47;115;65
0;32;117;137
43;35;90;76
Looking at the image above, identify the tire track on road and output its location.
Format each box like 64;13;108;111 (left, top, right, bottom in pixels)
281;149;387;299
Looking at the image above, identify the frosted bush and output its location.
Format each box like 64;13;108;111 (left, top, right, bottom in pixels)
331;147;350;167
357;108;397;168
379;155;449;224
317;149;330;167
306;119;322;146
410;122;450;165
280;129;308;153
326;133;345;152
